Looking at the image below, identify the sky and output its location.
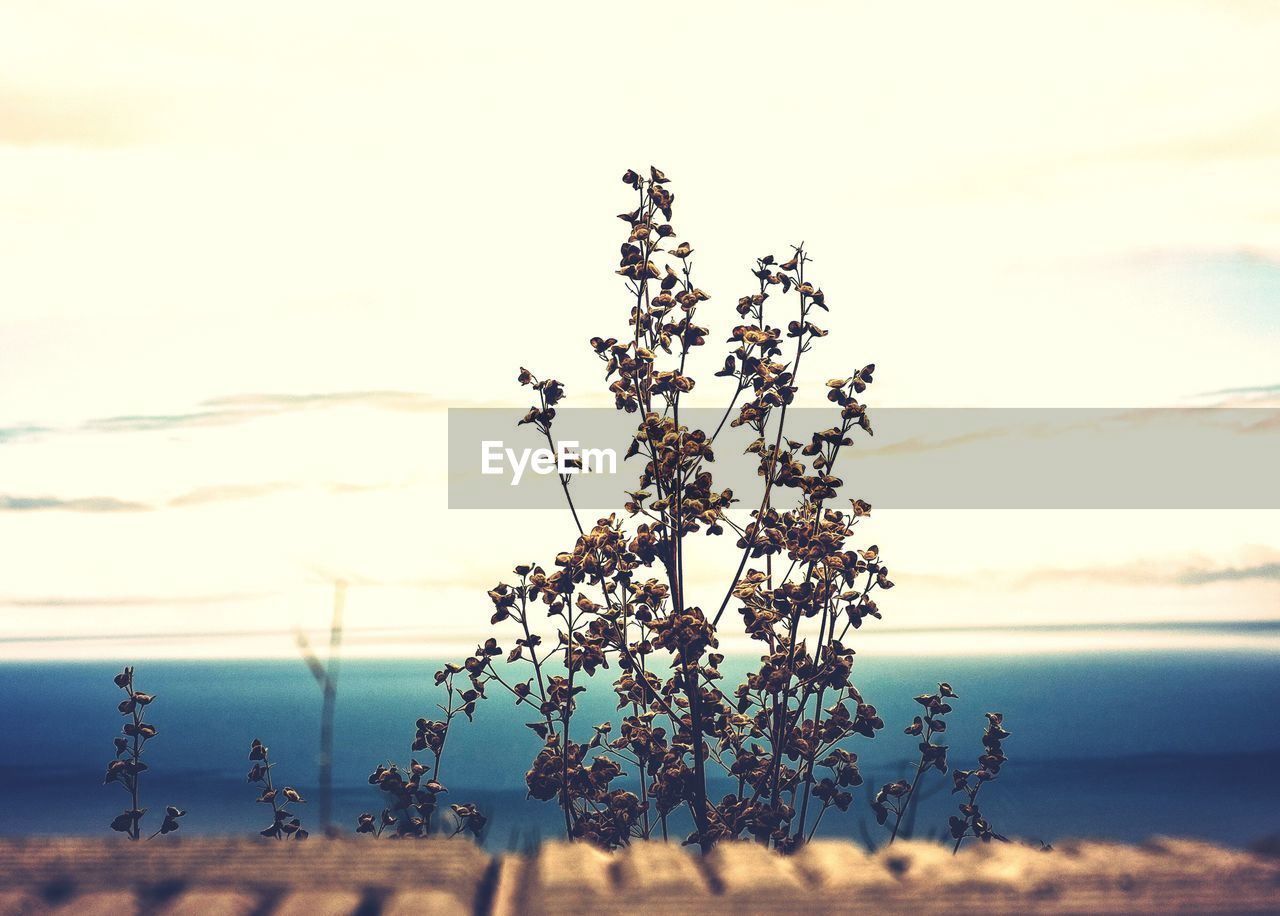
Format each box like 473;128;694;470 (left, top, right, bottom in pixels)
1;1;1278;659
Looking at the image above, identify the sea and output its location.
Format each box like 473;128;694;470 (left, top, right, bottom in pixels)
3;641;1278;850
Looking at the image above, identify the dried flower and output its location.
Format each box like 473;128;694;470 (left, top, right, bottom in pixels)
359;663;486;840
949;712;1012;852
246;739;308;840
105;667;184;840
455;167;1009;853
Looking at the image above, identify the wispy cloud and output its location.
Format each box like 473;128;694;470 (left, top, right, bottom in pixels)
204;391;455;412
1197;382;1280;406
0;494;150;513
0;591;272;608
0;89;153;148
167;482;299;507
1203;383;1280;397
0;478;392;515
84;410;256;434
46;389;466;437
863;426;1012;457
0;425;48;444
167;480;392;507
907;552;1280;592
1088;115;1280;169
1177;562;1280;585
1019;557;1280;589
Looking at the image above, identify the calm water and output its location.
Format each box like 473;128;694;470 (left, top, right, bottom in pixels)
3;649;1278;848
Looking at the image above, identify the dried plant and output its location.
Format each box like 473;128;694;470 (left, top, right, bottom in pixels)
104;666;185;840
871;682;957;843
949;712;1012;852
444;166;1013;852
247;738;309;839
357;664;488;839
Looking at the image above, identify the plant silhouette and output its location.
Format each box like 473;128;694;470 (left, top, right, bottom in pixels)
104;667;184;840
439;167;1015;852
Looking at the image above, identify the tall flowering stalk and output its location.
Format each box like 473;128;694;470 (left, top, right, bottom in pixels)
104;666;184;840
453;167;1011;852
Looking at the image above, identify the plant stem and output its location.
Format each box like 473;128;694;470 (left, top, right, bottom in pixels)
562;598;576;839
889;721;935;844
953;781;985;854
130;704;142;840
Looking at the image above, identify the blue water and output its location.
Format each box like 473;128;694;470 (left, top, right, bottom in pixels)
3;651;1278;848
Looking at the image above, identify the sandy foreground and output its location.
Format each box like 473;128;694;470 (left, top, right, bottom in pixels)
0;835;1277;914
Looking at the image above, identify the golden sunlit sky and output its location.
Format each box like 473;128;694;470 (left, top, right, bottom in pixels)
1;1;1278;659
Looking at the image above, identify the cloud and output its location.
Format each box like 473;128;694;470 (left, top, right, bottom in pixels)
167;482;299;507
1205;383;1280;397
204;391;453;412
0;478;392;516
1089;117;1280;169
0;425;48;444
1177;562;1280;585
0;591;271;608
1008;556;1280;590
76;390;466;436
84;410;256;434
1197;382;1280;406
0;494;150;512
1010;565;1156;589
903;551;1280;592
167;480;392;507
861;426;1012;457
0;90;152;148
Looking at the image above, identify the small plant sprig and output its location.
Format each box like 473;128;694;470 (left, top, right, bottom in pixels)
873;682;957;843
247;738;308;840
104;666;184;840
357;663;487;839
949;712;1011;853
